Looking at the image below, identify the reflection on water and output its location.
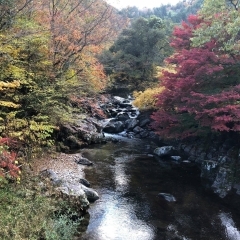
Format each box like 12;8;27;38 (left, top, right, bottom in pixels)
219;213;240;240
84;192;154;240
80;139;240;240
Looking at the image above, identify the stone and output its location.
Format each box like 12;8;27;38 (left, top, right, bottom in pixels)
133;126;144;133
125;118;139;130
80;178;91;187
57;183;90;209
66;135;84;149
154;146;176;157
139;118;150;128
139;130;149;138
81;185;99;202
212;167;232;198
39;169;91;211
103;121;125;133
75;157;93;166
171;156;182;161
117;112;130;122
158;193;176;202
201;160;219;181
40;169;58;180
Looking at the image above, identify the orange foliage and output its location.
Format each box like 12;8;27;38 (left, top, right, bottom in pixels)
33;0;128;79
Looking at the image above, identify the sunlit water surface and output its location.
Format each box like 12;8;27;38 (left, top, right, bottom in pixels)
80;138;240;240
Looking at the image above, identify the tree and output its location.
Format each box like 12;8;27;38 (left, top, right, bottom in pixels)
192;0;240;54
99;16;172;92
35;0;126;81
0;0;128;154
152;14;240;138
0;0;34;30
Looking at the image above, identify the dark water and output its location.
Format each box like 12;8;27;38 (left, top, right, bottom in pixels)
80;137;240;240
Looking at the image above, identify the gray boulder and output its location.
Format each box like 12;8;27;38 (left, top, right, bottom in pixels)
133;126;144;134
81;185;99;202
75;156;93;166
80;178;91;187
125;118;139;130
117;112;130;122
103;121;125;133
154;146;176;157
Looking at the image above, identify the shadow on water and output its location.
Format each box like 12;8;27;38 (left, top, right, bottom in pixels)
79;138;240;240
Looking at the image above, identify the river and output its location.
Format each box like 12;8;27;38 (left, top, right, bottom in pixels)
79;136;240;240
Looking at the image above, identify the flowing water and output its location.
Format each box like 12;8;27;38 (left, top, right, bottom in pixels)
80;136;240;240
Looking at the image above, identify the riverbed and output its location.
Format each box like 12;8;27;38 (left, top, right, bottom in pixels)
79;137;240;240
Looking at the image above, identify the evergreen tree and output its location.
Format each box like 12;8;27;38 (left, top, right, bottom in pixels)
99;16;172;91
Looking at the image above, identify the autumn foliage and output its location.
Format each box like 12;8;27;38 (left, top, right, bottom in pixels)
152;14;240;138
0;138;19;180
0;0;128;182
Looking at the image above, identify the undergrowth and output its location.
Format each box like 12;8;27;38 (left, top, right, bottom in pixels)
0;177;83;240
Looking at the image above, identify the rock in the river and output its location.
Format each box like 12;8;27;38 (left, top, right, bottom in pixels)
125;118;139;130
171;156;182;161
154;146;176;157
158;193;176;202
117;112;130;122
81;185;99;202
75;156;93;166
80;178;91;187
103;121;125;133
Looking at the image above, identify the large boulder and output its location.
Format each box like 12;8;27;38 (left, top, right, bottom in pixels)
58;117;105;151
117;112;130;122
125;118;139;131
40;168;99;207
103;121;125;133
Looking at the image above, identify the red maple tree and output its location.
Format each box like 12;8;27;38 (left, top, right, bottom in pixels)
151;15;240;138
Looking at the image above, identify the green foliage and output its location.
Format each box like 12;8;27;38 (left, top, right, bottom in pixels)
44;212;82;240
99;16;172;92
0;181;83;240
192;0;240;54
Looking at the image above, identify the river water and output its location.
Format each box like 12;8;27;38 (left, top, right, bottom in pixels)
80;136;240;240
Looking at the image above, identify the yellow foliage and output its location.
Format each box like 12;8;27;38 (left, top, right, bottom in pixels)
0;80;20;91
0;101;20;108
133;87;165;110
155;64;176;79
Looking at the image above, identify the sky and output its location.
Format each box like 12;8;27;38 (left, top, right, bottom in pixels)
106;0;181;10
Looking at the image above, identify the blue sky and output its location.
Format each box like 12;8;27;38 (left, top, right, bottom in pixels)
106;0;181;9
